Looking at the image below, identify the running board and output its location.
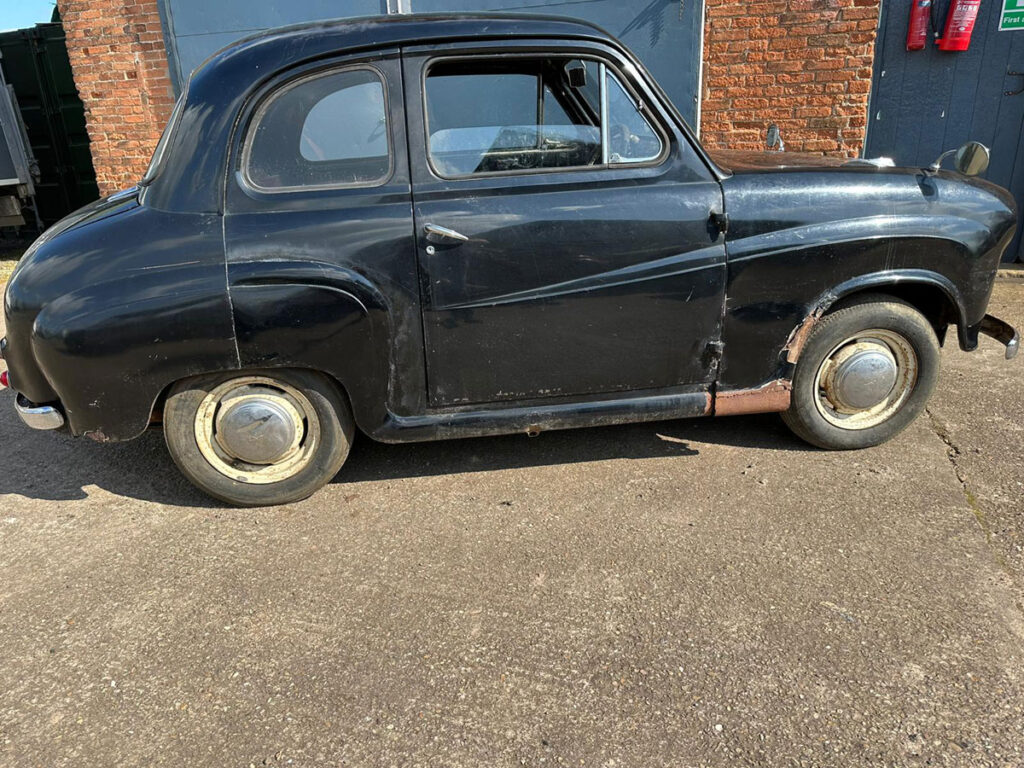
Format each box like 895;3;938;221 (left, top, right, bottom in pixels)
372;389;713;443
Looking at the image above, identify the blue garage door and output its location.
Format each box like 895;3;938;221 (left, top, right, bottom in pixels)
865;0;1024;262
157;0;703;126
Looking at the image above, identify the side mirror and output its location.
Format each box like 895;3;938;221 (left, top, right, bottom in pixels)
955;141;989;176
929;141;990;175
766;124;784;152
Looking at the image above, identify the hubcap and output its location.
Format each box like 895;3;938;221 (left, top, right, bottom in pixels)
823;343;899;412
215;395;299;465
194;377;320;484
814;329;918;431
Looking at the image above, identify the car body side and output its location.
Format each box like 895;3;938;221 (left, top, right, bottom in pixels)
1;15;1017;443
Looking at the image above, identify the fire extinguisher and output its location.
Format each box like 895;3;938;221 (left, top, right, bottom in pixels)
937;0;981;51
907;0;931;50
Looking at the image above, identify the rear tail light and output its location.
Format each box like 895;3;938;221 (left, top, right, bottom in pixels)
0;370;9;389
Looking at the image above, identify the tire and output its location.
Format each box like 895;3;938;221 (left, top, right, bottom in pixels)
781;294;941;450
163;369;354;506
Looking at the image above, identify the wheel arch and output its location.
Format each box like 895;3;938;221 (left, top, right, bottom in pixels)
226;263;394;434
148;261;404;440
785;269;968;366
149;365;358;433
27;264;239;443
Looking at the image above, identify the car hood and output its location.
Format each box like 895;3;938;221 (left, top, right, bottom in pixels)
710;149;853;173
710;148;1017;212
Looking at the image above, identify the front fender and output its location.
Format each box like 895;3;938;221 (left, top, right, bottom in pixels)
721;234;985;389
719;166;1014;389
778;268;966;371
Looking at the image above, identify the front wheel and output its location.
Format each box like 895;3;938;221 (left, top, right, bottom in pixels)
782;295;941;450
163;370;354;506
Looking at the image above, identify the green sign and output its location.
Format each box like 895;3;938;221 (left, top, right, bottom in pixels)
1001;0;1024;30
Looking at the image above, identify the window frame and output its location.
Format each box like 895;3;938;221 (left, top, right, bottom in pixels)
141;87;187;187
420;53;671;182
603;66;666;166
239;64;395;195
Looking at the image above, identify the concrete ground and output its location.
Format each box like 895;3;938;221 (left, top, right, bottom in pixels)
0;284;1022;768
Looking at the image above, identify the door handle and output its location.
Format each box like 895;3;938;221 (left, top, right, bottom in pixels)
423;224;470;244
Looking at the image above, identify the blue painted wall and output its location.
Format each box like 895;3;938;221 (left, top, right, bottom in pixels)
865;0;1024;262
157;0;702;126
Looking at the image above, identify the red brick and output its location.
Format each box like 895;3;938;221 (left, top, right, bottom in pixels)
57;0;174;194
703;0;880;156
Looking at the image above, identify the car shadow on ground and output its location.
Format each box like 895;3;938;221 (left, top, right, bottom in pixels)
0;391;811;507
339;413;811;484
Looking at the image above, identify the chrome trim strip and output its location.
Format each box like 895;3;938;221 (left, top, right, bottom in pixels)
599;62;609;166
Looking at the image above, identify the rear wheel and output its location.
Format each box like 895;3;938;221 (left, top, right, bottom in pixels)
782;295;941;450
164;370;353;506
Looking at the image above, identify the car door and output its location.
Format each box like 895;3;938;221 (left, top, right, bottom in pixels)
223;50;428;418
403;42;727;407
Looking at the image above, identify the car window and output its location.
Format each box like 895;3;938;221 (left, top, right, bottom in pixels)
424;57;664;178
426;60;601;177
542;84;575;127
246;68;390;190
570;61;602;118
606;71;664;164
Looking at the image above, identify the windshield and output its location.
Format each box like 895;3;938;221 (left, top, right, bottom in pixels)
140;91;186;186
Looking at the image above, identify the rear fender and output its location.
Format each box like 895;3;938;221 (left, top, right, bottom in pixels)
227;260;393;433
30;264;238;441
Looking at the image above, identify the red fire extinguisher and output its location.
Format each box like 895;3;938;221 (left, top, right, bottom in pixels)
937;0;981;51
907;0;931;50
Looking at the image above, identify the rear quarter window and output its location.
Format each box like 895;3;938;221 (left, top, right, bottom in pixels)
245;67;391;191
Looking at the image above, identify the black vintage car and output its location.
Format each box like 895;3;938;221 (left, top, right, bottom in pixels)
1;14;1019;506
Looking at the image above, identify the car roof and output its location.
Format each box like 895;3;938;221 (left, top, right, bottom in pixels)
201;13;617;79
237;12;613;44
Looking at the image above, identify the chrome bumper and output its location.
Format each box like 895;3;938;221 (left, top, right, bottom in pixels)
15;392;65;430
3;334;67;430
978;315;1020;360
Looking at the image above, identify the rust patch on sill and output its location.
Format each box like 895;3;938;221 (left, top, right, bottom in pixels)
784;304;828;364
715;379;792;417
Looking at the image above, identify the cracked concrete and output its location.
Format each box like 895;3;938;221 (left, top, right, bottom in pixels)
926;283;1024;584
926;404;1015;581
0;284;1022;767
924;407;962;483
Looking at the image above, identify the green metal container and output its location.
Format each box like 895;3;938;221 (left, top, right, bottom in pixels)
0;18;98;226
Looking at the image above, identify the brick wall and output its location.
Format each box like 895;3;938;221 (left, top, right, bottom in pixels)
700;0;881;156
55;1;881;193
57;0;175;195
